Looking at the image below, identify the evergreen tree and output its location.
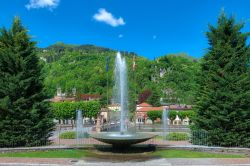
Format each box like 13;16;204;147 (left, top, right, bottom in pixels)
0;17;54;147
193;12;250;147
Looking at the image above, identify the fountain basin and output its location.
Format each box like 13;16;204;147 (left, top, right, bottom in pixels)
90;132;155;147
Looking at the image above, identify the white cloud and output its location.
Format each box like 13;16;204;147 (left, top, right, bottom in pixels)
153;35;157;39
26;0;60;10
118;34;123;38
93;8;125;27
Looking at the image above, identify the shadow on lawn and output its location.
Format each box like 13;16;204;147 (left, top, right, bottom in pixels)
84;144;159;162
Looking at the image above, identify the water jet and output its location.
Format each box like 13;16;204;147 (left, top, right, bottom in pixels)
91;52;155;147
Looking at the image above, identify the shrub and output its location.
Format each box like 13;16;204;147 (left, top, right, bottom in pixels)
166;132;189;141
59;131;76;139
59;131;89;139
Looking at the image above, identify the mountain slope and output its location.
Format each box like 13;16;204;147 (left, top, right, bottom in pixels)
39;43;200;105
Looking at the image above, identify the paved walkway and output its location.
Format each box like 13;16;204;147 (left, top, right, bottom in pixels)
0;158;250;166
0;158;73;165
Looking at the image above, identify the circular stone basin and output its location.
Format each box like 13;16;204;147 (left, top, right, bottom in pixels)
90;132;156;147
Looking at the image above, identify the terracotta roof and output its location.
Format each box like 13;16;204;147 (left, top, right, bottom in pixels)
137;102;152;107
137;106;163;112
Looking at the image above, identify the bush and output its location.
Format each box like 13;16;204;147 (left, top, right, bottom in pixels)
59;131;89;139
166;132;189;141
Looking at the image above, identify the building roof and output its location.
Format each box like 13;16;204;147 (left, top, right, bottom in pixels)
167;105;192;110
137;102;152;107
137;106;163;112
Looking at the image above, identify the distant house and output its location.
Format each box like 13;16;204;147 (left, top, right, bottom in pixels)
135;102;192;124
136;102;163;124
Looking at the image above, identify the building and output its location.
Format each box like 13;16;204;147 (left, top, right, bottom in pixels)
136;102;163;124
135;102;192;125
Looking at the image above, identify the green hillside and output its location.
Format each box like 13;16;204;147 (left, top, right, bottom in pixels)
39;42;200;107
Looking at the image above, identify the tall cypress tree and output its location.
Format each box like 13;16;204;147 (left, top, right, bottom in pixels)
193;12;250;147
0;17;54;147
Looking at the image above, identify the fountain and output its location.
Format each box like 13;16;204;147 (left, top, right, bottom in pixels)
162;107;169;139
91;52;155;147
76;110;84;144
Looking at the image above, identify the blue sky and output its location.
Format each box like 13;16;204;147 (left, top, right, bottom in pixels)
1;0;250;59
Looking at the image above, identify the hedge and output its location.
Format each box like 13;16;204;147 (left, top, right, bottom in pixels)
59;131;89;139
51;101;101;119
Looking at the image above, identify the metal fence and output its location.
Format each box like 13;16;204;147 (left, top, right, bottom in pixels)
0;124;249;148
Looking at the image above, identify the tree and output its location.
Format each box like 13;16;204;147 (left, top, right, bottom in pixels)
0;17;54;147
138;89;152;104
193;12;250;147
147;110;162;124
147;88;161;106
51;101;101;120
154;54;200;105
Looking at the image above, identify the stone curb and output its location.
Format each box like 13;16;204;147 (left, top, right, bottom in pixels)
157;145;250;154
0;164;69;166
0;163;250;166
1;145;249;154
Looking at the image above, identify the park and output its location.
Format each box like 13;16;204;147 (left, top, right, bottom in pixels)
0;0;250;165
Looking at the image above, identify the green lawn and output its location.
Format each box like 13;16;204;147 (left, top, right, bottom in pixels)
0;149;90;158
0;149;246;159
153;149;246;158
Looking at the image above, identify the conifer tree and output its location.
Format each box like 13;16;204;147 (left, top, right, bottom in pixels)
193;12;250;147
0;17;54;147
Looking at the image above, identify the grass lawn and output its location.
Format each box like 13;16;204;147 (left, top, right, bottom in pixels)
0;149;246;159
153;149;246;158
0;149;90;158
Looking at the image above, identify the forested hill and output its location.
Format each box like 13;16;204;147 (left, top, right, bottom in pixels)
39;42;200;106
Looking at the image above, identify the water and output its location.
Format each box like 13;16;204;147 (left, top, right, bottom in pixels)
90;52;154;147
113;52;128;134
76;110;84;144
108;133;133;137
162;107;169;139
